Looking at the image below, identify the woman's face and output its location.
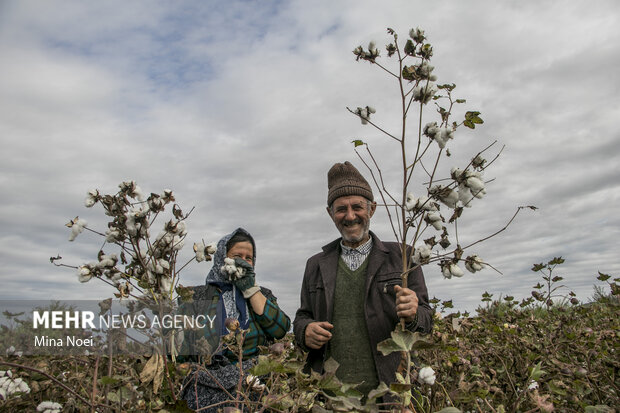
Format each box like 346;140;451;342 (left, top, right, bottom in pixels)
226;241;254;266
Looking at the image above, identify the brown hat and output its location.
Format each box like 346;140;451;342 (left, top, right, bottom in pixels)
327;161;374;206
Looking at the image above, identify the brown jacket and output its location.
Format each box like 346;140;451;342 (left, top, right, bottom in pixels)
293;232;433;385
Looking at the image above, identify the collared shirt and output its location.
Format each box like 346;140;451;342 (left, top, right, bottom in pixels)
340;237;373;271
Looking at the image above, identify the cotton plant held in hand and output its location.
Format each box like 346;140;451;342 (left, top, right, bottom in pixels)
347;25;533;410
221;256;261;299
221;257;247;280
348;26;532;288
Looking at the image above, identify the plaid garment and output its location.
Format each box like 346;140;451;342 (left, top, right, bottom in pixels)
178;285;290;362
229;297;291;359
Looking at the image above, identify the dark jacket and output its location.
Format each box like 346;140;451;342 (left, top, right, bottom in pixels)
293;231;433;385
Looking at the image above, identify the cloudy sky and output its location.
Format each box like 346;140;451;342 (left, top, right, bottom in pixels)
1;0;618;320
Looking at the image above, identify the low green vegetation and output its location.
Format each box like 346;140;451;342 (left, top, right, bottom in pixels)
1;271;617;412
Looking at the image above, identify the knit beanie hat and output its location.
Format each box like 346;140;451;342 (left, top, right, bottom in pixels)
327;161;374;206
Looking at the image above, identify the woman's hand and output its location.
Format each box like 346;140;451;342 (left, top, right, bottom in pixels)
233;258;260;298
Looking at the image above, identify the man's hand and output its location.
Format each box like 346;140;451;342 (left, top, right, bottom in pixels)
304;321;333;349
394;285;419;323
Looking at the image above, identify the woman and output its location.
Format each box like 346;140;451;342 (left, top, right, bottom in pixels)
179;228;290;411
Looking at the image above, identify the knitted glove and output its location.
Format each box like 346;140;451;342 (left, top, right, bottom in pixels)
233;258;260;298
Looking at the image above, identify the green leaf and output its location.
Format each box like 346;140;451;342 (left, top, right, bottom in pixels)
351;139;365;147
377;339;401;356
250;355;297;376
367;382;390;401
549;256;565;265
99;376;120;386
530;362;546;381
455;99;466;104
585;405;615;413
389;382;412;393
597;271;610;282
392;329;418;351
463;119;474;129
323;357;340;375
531;263;545;272
107;391;119;403
404;39;415;55
549;380;567;396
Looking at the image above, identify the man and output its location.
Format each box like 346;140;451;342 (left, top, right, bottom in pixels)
294;161;433;395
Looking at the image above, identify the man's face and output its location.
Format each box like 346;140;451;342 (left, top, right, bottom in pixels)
327;195;376;248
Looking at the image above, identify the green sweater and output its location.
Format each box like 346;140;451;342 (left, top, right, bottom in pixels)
328;257;379;395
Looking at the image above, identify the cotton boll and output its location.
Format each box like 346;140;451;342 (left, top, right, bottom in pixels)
451;167;463;180
423;122;439;138
172;236;184;251
418;366;436;385
105;229;121;243
425;211;443;230
84;189;98;208
434;135;447;149
466;176;485;192
37;401;63;413
473;187;487;199
175;221;187;235
439;189;459;209
416;196;437;211
440;127;454;143
359;107;368;124
465;255;485;273
450;263;464;277
159;275;172;294
68;218;87;241
472;154;487;169
206;243;217;255
442;265;452;279
132;185;145;202
413;243;432;264
405;193;416;211
98;254;118;268
221;257;246;280
77;266;92;283
458;183;473;207
193;242;206;262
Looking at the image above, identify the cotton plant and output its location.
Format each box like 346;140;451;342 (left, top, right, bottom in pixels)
53;181;217;305
52;181;222;393
349;26;532;290
350;26;533;411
